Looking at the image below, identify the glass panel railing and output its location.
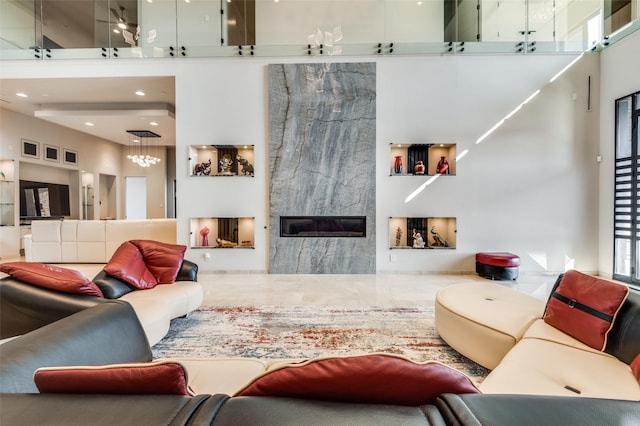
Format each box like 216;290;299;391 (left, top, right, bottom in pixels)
0;0;638;60
0;0;38;59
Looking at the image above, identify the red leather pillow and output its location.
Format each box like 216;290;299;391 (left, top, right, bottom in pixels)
34;361;194;395
631;354;640;384
235;354;480;405
130;240;186;284
543;270;629;350
0;262;102;297
104;241;157;290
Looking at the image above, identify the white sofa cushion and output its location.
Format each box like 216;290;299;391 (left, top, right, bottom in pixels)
522;319;603;355
479;337;640;400
120;281;203;320
166;358;269;395
77;221;106;262
30;221;62;262
60;220;78;263
435;281;545;369
120;298;171;346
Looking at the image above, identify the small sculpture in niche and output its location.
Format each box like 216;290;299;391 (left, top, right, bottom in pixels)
220;154;234;175
199;226;210;246
237;155;254;176
395;226;403;247
194;159;212;176
414;161;425;175
412;229;425;248
436;156;450;174
430;226;450;247
216;237;238;248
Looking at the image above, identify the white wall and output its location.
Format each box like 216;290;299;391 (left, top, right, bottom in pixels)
598;29;640;278
0;51;606;274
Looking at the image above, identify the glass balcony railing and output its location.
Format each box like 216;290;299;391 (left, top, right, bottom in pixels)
0;0;638;60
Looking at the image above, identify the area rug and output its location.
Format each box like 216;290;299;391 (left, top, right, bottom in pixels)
152;305;490;385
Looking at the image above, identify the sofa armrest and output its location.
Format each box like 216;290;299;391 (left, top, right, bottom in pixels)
0;300;153;393
176;259;199;282
22;234;32;262
0;277;103;339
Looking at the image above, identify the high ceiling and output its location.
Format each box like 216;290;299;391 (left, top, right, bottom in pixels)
0;76;176;146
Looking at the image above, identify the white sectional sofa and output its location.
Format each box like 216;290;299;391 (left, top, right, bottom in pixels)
23;219;177;263
435;272;640;401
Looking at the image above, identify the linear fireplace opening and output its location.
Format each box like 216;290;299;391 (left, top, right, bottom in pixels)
280;216;366;237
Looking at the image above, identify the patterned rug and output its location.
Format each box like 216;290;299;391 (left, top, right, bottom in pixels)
152;305;490;385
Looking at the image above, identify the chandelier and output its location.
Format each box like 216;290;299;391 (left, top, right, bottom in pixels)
126;130;161;167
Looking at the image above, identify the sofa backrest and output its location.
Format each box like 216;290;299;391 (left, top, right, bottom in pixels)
0;300;152;393
0;276;103;339
606;288;640;365
105;219;176;260
25;219;177;263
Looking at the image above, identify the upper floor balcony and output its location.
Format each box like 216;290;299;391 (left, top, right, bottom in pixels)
1;0;638;60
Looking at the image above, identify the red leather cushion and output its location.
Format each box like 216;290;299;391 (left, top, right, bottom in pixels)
0;262;102;297
34;361;193;395
631;354;640;384
130;240;186;284
104;241;157;290
475;252;520;267
543;270;629;350
235;354;480;405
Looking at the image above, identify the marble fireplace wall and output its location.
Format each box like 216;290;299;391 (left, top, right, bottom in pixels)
268;63;376;273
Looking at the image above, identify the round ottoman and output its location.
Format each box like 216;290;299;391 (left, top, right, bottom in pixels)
476;252;520;281
435;281;545;370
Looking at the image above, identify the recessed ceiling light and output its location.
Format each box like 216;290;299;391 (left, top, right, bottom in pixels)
16;93;28;98
135;90;145;96
149;121;158;126
85;122;94;126
113;29;120;34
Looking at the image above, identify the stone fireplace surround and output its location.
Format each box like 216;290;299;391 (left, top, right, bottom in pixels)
268;63;376;274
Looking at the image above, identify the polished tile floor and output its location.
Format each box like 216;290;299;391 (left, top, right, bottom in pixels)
195;272;558;307
0;257;559;307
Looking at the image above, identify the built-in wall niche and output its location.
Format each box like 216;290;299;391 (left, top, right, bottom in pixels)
389;143;456;176
190;217;255;248
189;145;255;177
389;217;456;249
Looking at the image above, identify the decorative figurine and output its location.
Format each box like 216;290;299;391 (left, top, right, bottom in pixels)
237;155;254;176
436;156;450;174
395;226;403;247
199;226;210;246
430;226;449;247
194;159;212;176
414;160;425;175
412;229;425;248
219;154;234;175
216;237;237;247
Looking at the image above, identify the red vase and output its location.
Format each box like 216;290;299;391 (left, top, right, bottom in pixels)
394;156;403;174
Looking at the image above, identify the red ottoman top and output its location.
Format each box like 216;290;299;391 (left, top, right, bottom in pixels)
476;252;520;267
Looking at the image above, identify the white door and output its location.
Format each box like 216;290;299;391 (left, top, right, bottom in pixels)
125;176;146;219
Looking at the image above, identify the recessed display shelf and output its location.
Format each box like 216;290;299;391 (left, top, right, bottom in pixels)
190;217;255;249
389;217;456;249
189;145;255;177
389;143;456;176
